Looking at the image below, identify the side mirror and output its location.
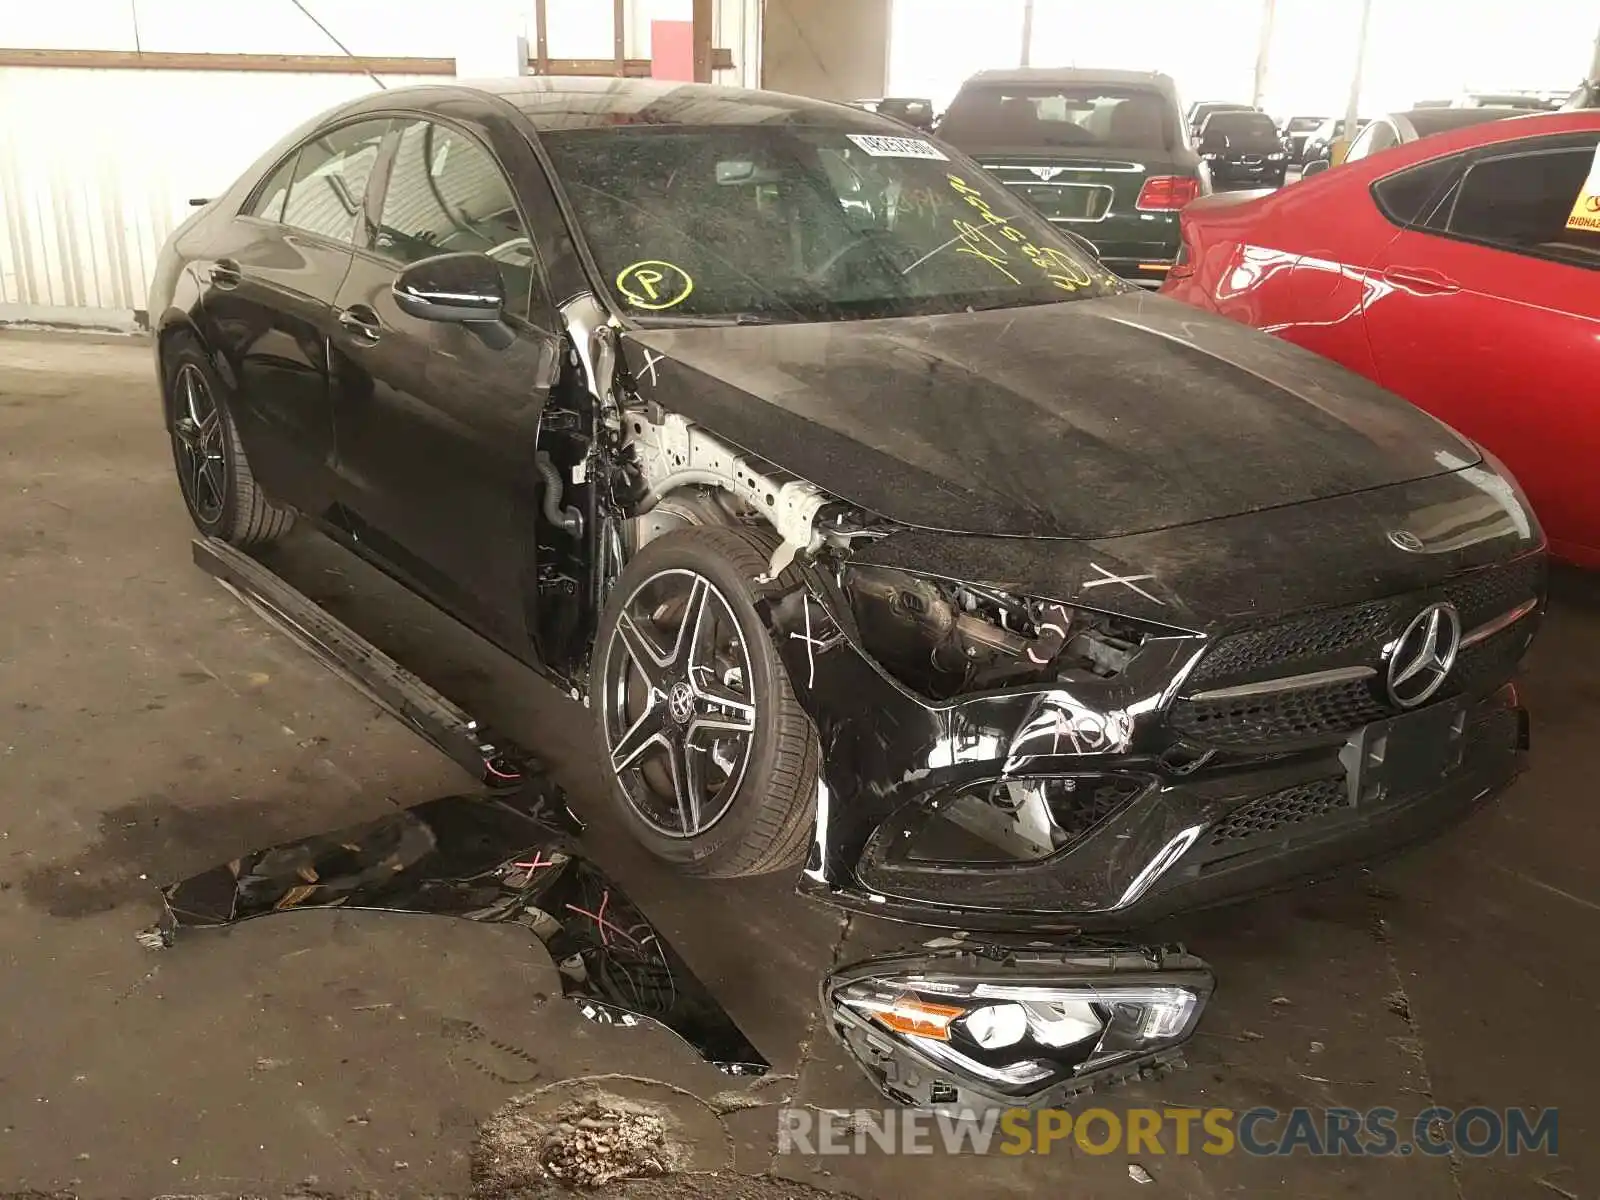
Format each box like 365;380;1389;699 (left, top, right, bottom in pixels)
1301;158;1330;177
1061;230;1101;259
393;252;512;349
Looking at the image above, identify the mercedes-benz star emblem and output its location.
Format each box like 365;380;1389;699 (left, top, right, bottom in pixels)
1385;603;1461;709
667;680;696;725
1387;530;1425;553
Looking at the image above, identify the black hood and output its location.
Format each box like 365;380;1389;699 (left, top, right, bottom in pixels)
624;292;1478;541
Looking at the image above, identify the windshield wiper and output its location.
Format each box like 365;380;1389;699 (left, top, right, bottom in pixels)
631;313;784;328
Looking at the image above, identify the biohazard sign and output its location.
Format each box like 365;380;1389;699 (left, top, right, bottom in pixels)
1565;143;1600;233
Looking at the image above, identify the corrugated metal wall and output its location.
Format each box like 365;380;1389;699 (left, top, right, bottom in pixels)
0;66;435;326
0;0;763;327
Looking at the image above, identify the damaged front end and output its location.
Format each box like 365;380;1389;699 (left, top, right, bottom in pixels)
825;942;1213;1110
602;338;1540;1107
734;477;1540;1101
752;506;1537;935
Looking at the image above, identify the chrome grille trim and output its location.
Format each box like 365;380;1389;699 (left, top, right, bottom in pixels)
1185;664;1377;703
1460;598;1539;649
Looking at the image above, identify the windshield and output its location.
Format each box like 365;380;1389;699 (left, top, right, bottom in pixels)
940;85;1178;151
1287;116;1324;133
1206;112;1279;137
543;125;1120;325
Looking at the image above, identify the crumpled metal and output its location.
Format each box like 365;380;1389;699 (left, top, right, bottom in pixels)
139;789;768;1076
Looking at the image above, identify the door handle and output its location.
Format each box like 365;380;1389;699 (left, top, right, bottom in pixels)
210;258;242;289
337;305;383;344
1381;265;1460;295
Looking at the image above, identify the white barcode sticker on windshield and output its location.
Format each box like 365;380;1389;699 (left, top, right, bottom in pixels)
846;134;948;161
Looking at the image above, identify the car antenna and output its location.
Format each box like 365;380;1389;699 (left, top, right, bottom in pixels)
285;0;388;90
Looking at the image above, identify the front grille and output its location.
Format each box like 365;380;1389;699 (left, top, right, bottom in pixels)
1171;679;1389;748
1203;700;1523;853
1186;599;1400;686
1455;622;1537;692
1208;777;1348;845
1445;557;1545;632
1173;557;1543;750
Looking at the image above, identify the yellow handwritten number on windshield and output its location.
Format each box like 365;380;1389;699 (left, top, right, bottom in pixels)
946;174;1090;294
617;261;695;311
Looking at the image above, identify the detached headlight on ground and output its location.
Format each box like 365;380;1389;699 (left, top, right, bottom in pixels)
825;945;1213;1110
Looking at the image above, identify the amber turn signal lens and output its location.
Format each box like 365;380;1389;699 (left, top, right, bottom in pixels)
874;994;966;1040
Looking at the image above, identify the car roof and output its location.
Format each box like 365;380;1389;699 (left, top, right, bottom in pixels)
1399;107;1600;150
1301;109;1600;185
365;77;900;134
963;67;1177;91
1395;105;1540;137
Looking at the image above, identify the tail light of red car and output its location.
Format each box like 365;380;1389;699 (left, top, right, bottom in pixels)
1135;175;1202;211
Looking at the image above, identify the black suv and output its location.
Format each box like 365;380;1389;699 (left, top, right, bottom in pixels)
939;68;1204;288
1197;109;1289;187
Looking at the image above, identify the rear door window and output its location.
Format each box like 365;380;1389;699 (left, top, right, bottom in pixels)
941;85;1177;151
1371;153;1466;226
1439;136;1600;270
280;121;389;244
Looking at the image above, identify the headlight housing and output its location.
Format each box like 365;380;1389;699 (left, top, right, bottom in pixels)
826;944;1214;1110
840;564;1183;701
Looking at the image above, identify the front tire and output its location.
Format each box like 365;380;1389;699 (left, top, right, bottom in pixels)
591;525;819;877
163;336;295;546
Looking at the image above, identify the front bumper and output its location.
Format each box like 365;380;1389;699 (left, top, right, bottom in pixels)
1207;158;1287;185
763;575;1530;934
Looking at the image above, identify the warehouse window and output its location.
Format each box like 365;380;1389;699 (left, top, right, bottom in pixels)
280;120;389;244
374;120;537;321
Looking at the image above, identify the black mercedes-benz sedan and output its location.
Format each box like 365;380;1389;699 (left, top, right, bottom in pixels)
150;78;1546;939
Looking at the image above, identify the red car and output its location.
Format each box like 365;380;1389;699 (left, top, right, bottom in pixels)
1163;111;1600;565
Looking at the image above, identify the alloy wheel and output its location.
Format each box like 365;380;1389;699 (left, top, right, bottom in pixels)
603;568;757;839
171;363;227;525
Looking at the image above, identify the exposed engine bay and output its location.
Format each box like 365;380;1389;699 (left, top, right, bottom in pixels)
841;565;1147;699
607;403;1151;701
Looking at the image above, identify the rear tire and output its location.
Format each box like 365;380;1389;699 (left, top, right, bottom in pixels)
591;524;819;877
163;335;295;546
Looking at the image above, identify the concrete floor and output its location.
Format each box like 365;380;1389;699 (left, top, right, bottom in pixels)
0;330;1595;1199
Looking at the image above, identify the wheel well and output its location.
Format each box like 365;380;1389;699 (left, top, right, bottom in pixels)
626;485;749;556
156;321;200;388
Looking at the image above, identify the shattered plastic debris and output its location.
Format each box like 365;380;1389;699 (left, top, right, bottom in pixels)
476;1092;684;1191
137;790;768;1076
1129;1162;1154;1184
